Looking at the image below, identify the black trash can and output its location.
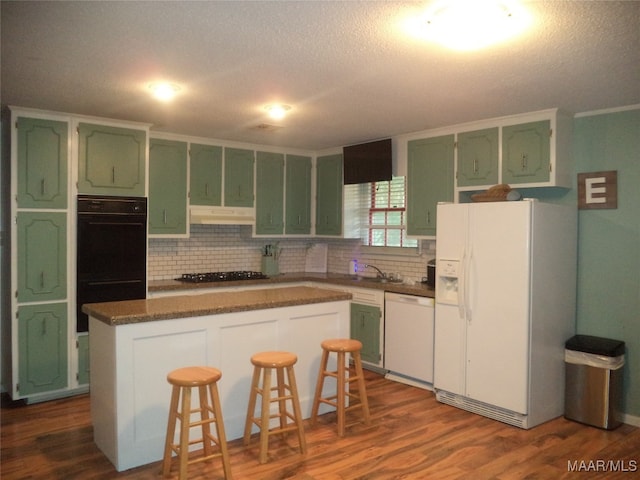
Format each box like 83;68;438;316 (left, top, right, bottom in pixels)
564;335;625;430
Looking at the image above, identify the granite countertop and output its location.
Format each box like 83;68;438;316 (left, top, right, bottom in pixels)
148;272;435;298
83;286;352;326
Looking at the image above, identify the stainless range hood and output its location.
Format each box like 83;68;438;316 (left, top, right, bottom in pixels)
189;205;255;225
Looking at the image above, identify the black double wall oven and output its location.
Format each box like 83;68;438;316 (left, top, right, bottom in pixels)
76;195;147;332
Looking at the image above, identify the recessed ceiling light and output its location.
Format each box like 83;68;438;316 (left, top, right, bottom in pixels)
149;82;181;102
264;104;291;120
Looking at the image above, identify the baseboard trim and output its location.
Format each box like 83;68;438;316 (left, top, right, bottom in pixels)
622;412;640;427
384;372;433;391
24;386;89;404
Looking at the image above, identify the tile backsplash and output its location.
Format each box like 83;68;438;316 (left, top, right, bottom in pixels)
148;224;434;284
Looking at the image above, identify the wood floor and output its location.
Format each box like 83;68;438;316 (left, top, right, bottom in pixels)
2;370;638;479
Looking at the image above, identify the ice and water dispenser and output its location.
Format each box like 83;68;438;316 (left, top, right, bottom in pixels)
435;259;461;305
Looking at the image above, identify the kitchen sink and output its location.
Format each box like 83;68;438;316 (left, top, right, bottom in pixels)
354;276;403;284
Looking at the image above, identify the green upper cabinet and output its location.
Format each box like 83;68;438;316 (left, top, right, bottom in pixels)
149;138;188;236
190;143;222;206
350;303;381;364
18;303;68;396
17;212;67;303
285;155;312;235
224;147;254;207
77;122;146;196
502;120;551;185
457;127;499;187
16;117;68;209
315;154;343;236
407;135;454;237
255;152;284;235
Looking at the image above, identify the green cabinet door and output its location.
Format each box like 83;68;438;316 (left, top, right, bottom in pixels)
77;334;90;385
17;212;67;303
407;135;454;237
224;148;254;207
255;152;284;235
350;303;381;364
190;143;222;206
457;127;499;187
77;123;146;196
502;120;551;184
315;154;343;236
18;303;68;396
16;117;68;209
285;155;312;235
149;138;188;236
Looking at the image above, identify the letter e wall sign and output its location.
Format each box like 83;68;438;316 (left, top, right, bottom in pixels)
578;170;617;209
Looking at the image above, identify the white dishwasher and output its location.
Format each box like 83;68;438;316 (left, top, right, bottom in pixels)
384;292;435;389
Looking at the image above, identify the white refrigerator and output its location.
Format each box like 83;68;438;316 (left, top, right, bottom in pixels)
433;199;577;429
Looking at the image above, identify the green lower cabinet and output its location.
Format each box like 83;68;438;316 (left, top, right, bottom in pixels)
77;334;90;385
18;303;68;396
350;303;381;364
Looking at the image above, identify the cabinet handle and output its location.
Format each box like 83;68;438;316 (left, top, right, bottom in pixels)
521;153;528;171
473;157;478;174
205;183;209;196
40;178;46;196
163;209;167;224
112;166;116;184
427;210;431;225
40;271;45;289
297;214;301;225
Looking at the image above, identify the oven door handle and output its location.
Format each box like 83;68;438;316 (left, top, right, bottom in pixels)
86;279;144;286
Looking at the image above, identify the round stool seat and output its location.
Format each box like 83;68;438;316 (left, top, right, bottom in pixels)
167;366;222;387
321;338;363;353
251;351;297;368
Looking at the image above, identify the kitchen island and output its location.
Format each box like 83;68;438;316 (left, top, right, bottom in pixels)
84;286;351;472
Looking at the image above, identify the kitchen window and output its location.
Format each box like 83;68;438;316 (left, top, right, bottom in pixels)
345;176;417;249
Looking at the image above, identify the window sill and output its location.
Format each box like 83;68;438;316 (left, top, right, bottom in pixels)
360;245;421;257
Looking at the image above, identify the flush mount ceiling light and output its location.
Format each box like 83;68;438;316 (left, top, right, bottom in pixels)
148;82;181;102
264;104;291;120
408;0;531;51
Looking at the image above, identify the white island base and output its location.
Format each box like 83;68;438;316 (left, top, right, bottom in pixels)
89;297;350;471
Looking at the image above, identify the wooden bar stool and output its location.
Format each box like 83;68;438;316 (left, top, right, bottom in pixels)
162;366;232;479
243;351;307;464
311;338;371;436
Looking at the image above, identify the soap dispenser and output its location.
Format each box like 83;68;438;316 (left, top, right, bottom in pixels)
349;259;358;276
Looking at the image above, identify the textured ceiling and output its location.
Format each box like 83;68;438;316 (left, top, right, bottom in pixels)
2;1;639;150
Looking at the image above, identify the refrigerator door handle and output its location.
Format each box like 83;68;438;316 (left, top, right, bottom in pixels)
466;248;473;323
458;249;467;319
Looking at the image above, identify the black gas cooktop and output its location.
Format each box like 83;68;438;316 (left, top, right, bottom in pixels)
176;271;268;283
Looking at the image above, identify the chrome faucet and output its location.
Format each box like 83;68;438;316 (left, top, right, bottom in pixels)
364;264;386;279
